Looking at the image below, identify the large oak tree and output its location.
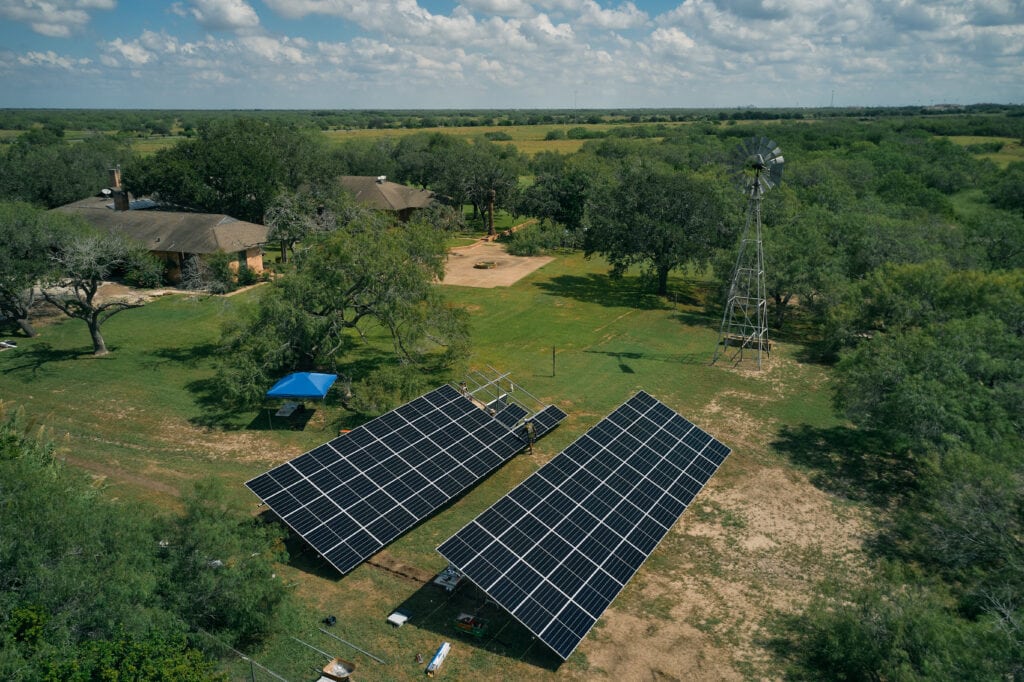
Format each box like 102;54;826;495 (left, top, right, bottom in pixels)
584;160;739;295
216;214;470;408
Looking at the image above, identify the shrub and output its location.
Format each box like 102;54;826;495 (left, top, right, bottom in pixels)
483;131;512;141
503;222;579;256
236;265;258;286
124;257;165;288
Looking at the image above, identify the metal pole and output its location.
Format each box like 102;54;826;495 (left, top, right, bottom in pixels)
318;628;388;664
195;629;290;682
291;636;334;660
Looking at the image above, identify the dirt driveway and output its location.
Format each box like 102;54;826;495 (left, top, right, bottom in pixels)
441;241;553;288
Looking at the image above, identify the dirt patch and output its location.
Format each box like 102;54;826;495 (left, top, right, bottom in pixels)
441;241;553;288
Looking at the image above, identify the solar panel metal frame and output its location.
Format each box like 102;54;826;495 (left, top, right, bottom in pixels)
437;391;730;660
247;384;532;575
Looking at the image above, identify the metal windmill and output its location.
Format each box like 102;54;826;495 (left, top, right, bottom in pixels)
713;137;784;369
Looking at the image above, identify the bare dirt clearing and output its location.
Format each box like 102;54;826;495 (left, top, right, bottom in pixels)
441;241;553;288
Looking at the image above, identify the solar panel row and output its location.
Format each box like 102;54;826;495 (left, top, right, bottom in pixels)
248;385;530;574
247;384;567;575
437;391;730;660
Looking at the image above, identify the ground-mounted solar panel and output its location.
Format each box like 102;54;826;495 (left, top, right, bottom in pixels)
493;403;528;428
247;384;536;575
529;404;568;440
437;391;730;660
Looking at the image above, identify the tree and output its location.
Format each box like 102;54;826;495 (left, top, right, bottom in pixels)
432;139;522;235
156;479;289;648
0;134;133;208
0;405;283;678
41;230;159;355
833;263;1024;460
0;203;73;337
988;161;1024;217
519;152;605;232
216;216;470;408
584;160;738;295
761;199;845;330
126;118;332;224
264;185;339;263
393;132;465;189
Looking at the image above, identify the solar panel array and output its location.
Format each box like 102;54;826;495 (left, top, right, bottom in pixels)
437;391;730;660
247;384;564;575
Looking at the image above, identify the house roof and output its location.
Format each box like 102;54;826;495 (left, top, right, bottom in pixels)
54;196;268;255
339;176;435;212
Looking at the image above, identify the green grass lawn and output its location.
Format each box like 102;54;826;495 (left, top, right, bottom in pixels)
0;250;846;680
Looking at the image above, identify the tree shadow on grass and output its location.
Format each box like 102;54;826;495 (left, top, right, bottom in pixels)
184;376;245;430
772;423;916;507
389;580;563;672
583;348;709;369
532;273;671;310
149;343;221;368
0;341;102;376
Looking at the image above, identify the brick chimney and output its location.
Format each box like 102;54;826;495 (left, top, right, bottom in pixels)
108;167;129;211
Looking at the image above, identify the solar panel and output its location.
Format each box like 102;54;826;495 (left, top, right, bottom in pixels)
493;403;528;428
437;391;730;660
529;404;568;440
247;384;533;575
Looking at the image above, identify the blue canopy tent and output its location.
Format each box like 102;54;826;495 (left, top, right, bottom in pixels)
266;372;337;428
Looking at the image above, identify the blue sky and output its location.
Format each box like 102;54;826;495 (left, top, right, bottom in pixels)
1;0;1021;109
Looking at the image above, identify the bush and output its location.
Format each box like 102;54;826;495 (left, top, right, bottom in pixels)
483;131;512;141
236;265;258;286
201;252;236;293
349;365;427;416
567;126;605;140
503;222;579;256
544;129;566;140
124;258;165;288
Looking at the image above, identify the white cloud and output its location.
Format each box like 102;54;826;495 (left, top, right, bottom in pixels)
183;0;260;31
105;38;155;65
577;0;647;29
139;30;180;55
650;26;696;54
459;0;535;18
0;0;113;37
17;50;91;69
524;13;575;43
239;35;309;63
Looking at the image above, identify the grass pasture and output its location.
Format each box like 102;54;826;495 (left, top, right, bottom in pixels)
945;134;1024;168
0;250;865;680
321;123;674;156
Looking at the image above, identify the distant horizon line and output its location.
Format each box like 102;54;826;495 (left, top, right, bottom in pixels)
1;102;1020;113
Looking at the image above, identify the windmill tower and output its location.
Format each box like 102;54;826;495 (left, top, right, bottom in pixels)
713;137;784;369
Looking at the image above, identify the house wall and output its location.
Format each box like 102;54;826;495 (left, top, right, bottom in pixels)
152;250;184;283
151;248;262;285
228;248;264;274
